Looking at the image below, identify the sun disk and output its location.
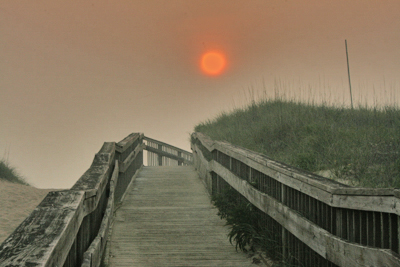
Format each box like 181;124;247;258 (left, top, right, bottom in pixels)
200;51;227;76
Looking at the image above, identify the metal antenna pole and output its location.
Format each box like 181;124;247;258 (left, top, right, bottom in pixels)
345;39;354;109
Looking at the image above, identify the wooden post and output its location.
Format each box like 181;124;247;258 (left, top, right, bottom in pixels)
281;184;287;262
178;151;183;166
158;144;163;166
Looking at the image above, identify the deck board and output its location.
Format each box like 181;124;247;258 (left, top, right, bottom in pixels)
108;166;254;267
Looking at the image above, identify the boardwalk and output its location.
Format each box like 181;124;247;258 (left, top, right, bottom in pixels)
108;166;253;267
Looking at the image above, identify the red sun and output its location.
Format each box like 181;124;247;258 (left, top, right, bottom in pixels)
200;51;227;76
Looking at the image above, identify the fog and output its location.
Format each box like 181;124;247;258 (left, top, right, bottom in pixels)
1;0;399;188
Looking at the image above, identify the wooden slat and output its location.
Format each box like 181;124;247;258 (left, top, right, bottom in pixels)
145;145;192;165
72;142;115;214
115;133;142;153
192;132;400;216
119;143;145;173
72;142;115;197
210;160;400;266
143;136;192;156
192;132;215;152
192;143;213;192
108;166;251;266
81;161;119;267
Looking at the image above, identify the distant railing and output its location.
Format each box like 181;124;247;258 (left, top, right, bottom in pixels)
144;136;193;166
0;133;191;267
191;132;400;267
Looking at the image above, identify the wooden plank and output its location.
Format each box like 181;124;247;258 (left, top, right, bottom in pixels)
191;132;216;152
2;138;120;267
210;161;400;267
219;144;335;207
108;166;252;266
193;133;400;216
326;236;400;267
118;165;143;205
119;143;145;173
72;142;115;196
71;145;115;214
144;136;192;156
0;191;86;267
215;140;343;191
115;133;142;153
145;145;192;165
331;194;400;215
332;188;397;196
192;143;213;193
81;162;119;267
158;144;163;166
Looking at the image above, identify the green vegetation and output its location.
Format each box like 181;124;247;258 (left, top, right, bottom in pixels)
212;187;296;266
212;188;275;259
195;98;400;188
0;159;28;185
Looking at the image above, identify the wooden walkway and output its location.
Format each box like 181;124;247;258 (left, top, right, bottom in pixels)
108;166;254;267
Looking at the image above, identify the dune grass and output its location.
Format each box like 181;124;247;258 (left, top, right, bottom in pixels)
195;97;400;188
0;159;29;185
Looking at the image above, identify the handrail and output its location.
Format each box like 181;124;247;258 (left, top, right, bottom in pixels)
144;136;193;166
143;136;192;155
0;133;193;267
191;132;400;267
0;133;144;267
81;160;119;267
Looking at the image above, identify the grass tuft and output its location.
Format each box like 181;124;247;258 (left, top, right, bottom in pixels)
195;97;400;188
0;159;29;185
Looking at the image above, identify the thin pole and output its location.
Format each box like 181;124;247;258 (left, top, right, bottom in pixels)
345;39;354;109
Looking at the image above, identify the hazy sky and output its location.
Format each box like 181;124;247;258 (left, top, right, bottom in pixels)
1;0;399;188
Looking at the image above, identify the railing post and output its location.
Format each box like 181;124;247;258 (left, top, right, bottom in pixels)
158;144;163;166
178;151;183;166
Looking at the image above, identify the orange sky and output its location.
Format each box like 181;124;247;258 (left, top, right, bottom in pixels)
1;0;399;188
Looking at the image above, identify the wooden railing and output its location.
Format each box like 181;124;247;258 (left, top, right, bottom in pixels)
144;136;193;166
0;133;191;267
191;132;400;267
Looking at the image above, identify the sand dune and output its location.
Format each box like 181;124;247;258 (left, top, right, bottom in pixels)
0;179;55;244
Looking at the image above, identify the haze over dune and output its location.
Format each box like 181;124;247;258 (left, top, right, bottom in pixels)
1;1;399;188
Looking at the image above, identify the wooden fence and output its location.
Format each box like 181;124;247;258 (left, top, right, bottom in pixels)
0;133;191;267
191;132;400;267
144;136;193;166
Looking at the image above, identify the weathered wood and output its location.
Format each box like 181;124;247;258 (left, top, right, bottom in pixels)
72;142;115;215
331;194;400;214
119;143;144;173
192;143;213;194
118;165;143;205
0;190;86;267
81;161;119;267
143;136;192;156
108;166;252;266
0;133;147;267
192;132;215;152
145;145;192;165
219;142;400;214
193;132;400;216
211;161;400;266
157;144;163;166
115;133;142;153
192;132;400;265
72;142;115;197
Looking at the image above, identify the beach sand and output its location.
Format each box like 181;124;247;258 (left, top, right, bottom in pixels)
0;179;55;244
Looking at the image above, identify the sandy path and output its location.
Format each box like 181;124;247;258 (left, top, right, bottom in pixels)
0;179;56;244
